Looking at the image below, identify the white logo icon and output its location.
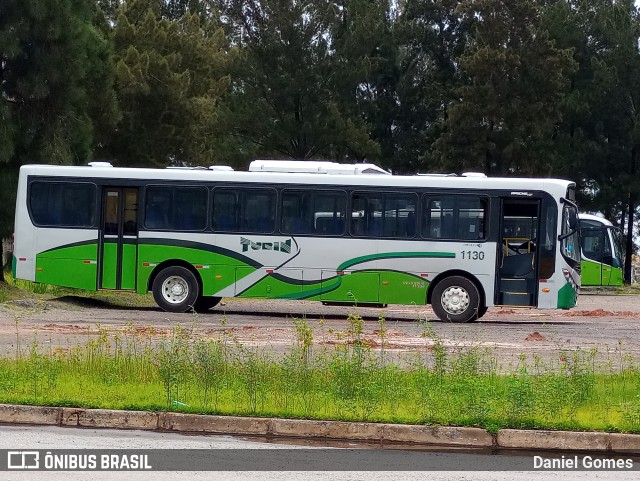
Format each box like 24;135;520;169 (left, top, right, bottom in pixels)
8;451;40;469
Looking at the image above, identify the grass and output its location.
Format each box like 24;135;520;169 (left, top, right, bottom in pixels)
1;313;640;434
581;284;640;295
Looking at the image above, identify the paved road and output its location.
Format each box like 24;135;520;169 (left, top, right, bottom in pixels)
1;293;639;367
0;425;638;481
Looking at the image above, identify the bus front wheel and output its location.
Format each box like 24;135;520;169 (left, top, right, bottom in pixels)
431;276;480;323
152;266;200;313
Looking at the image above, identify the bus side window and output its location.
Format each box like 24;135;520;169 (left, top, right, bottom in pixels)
173;187;207;231
281;191;312;235
422;196;486;241
312;191;346;236
145;189;170;229
212;190;239;232
441;213;454;238
406;211;416;237
29;181;96;228
242;189;276;233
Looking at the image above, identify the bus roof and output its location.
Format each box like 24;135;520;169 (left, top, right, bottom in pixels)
578;213;615;227
19;163;575;197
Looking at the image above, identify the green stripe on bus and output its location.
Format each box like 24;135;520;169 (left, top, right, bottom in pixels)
35;243;98;290
557;282;578;309
139;238;263;269
241;269;430;305
337;251;456;272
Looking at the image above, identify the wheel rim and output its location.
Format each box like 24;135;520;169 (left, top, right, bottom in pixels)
440;286;470;315
161;276;189;304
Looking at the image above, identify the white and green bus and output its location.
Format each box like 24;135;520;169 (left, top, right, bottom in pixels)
579;213;624;287
12;161;581;322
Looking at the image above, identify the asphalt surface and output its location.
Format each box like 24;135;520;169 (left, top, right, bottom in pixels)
1;425;639;481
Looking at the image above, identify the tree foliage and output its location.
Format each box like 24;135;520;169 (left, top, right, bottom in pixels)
106;0;230;166
211;0;380;163
0;0;118;167
434;0;576;176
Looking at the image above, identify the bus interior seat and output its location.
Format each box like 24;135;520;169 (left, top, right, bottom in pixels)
145;205;165;229
458;218;481;239
350;218;364;236
326;218;344;235
501;252;535;278
255;217;273;233
368;218;382;236
406;212;416;237
177;214;199;230
216;215;236;231
287;218;311;234
440;214;454;238
316;217;344;235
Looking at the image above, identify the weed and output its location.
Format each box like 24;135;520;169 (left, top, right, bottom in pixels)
0;316;639;432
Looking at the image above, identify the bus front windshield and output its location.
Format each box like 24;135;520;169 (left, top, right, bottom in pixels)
561;204;581;265
610;228;624;269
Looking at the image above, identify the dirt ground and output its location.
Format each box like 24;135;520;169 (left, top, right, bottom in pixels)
1;292;639;368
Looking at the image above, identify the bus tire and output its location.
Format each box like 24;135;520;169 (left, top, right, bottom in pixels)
152;266;200;313
431;276;480;323
194;296;222;312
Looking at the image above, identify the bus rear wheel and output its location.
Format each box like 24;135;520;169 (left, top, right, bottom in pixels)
152;266;200;313
431;276;480;323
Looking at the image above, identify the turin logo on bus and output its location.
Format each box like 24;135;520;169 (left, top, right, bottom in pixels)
240;237;292;254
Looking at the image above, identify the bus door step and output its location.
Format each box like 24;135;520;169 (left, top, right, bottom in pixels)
499;278;533;305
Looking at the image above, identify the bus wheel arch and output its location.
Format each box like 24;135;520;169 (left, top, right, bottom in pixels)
148;261;202;313
427;271;486;322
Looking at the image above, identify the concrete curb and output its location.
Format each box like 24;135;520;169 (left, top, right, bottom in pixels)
1;404;638;453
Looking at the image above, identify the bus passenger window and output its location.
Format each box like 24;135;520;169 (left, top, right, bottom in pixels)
311;191;346;236
281;191;312;234
145;190;170;229
212;190;239;232
29;181;96;228
350;194;368;236
381;194;416;238
174;188;207;231
242;189;276;233
422;196;487;240
457;197;487;240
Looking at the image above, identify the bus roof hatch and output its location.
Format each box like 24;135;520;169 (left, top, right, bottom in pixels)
249;160;390;175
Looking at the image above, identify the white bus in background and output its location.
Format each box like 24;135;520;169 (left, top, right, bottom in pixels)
12;161;581;322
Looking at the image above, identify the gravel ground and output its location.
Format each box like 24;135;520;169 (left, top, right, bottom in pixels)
1;293;639;368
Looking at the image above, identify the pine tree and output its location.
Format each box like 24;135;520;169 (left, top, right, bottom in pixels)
106;0;230;166
211;0;380;164
0;0;118;276
545;0;640;282
388;0;470;173
434;0;575;175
